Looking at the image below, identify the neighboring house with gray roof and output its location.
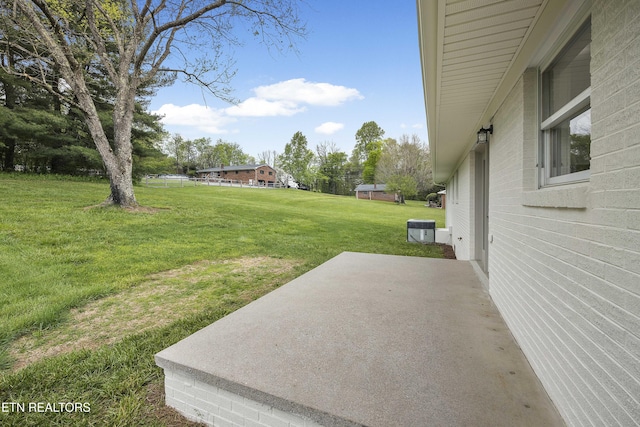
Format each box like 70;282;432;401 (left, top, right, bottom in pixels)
354;184;396;202
196;164;276;186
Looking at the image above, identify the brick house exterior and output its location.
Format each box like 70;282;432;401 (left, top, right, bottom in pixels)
196;164;276;186
418;1;640;425
354;184;397;202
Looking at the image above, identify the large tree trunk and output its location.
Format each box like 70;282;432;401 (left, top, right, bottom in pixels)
107;84;138;207
105;164;137;206
75;74;139;207
2;140;16;171
2;50;17;172
8;0;139;207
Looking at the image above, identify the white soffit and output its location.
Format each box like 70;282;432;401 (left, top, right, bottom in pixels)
421;0;545;183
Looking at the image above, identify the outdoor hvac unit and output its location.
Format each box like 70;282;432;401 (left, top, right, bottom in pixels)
407;219;435;244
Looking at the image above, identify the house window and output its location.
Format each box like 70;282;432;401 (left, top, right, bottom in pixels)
260;170;264;174
540;19;591;185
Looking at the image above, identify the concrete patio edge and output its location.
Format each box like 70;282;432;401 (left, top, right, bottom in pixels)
155;251;564;426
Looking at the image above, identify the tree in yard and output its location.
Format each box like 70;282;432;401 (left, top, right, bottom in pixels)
257;149;277;167
162;134;187;174
0;0;305;207
162;136;254;173
351;121;385;165
207;139;255;167
278;131;314;187
192;137;213;169
387;174;417;202
376;134;433;200
362;139;384;184
316;141;348;195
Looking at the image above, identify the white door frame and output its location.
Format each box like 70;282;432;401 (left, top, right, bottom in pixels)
474;143;490;277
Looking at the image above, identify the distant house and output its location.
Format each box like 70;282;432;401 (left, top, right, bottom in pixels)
196;164;276;186
354;184;396;202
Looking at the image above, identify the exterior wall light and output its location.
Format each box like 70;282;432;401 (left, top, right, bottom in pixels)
476;125;493;144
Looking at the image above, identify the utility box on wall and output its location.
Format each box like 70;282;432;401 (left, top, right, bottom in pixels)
407;219;436;244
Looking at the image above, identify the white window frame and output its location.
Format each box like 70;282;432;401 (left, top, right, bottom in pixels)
539;18;591;187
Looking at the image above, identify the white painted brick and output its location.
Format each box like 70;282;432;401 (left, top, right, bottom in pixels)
159;368;324;427
245;419;268;427
628;210;640;230
621;247;640;276
194;396;221;417
165;374;191;394
170;388;193;407
605;189;640;209
194;386;220;407
219;406;247;426
164;378;175;399
165;394;187;416
258;411;291;427
604;263;640;296
232;399;260;421
186;403;210;425
270;408;308;427
217;386;244;404
210;392;233;412
459;3;640;425
211;413;236;427
242;396;272;414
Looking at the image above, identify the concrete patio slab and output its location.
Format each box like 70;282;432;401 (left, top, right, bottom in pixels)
156;252;564;426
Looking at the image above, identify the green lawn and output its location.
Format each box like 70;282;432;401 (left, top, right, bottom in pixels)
0;174;445;426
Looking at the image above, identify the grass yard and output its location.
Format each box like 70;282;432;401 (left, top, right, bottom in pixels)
0;174;446;426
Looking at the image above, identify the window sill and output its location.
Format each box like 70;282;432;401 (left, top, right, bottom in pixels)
522;183;588;209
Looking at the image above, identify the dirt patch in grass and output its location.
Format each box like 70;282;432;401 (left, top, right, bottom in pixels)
82;203;169;213
8;256;298;371
439;244;456;259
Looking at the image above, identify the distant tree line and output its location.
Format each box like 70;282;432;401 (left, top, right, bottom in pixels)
0;2;435;200
0;75;440;199
161;135;256;175
274;121;441;200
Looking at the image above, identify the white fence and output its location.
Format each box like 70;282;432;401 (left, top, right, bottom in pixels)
143;176;290;189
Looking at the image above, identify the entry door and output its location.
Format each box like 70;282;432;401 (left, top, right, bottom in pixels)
475;144;489;276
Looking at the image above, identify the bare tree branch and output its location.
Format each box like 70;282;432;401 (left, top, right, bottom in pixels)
1;0;307;206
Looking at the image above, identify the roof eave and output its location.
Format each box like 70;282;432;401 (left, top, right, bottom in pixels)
417;0;586;184
417;0;442;182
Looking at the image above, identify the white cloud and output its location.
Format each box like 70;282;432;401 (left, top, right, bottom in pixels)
153;103;234;134
254;78;363;107
315;122;344;135
401;122;425;130
225;98;305;117
153;78;362;134
226;78;362;118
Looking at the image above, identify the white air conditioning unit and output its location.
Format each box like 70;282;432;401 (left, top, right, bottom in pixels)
407;219;435;244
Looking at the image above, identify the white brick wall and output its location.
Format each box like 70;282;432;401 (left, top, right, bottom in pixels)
446;154;473;260
163;369;323;427
480;2;640;425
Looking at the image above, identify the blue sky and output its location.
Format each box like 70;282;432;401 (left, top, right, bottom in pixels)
149;1;427;159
